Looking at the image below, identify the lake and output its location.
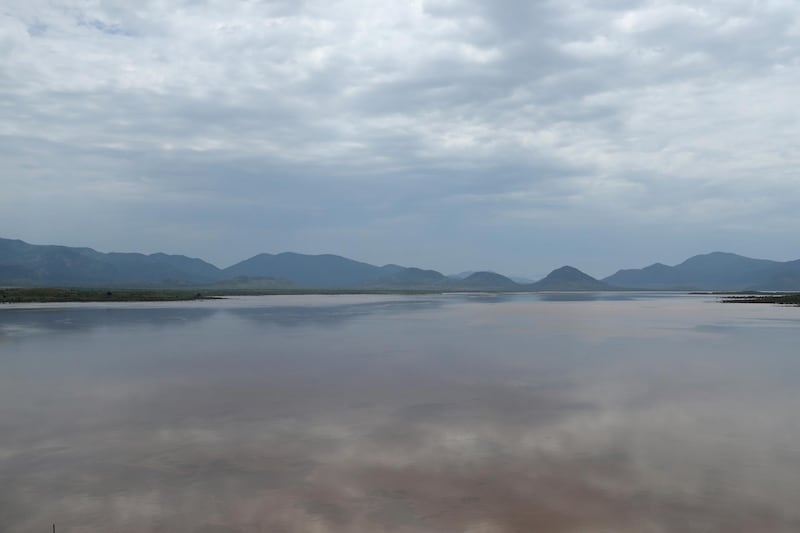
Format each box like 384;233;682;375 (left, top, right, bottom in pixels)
2;293;800;532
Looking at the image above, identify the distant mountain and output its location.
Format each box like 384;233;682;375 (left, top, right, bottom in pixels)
746;259;800;291
0;238;451;289
459;271;519;290
147;252;222;282
0;238;223;286
367;267;450;289
4;237;799;291
449;270;531;286
449;271;477;280
527;266;613;291
603;252;798;290
223;252;404;288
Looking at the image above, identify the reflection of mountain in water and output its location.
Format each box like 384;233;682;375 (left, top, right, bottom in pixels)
537;292;635;302
0;307;219;339
0;298;446;340
226;299;444;328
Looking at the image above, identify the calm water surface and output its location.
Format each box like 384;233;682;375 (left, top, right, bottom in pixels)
2;293;800;532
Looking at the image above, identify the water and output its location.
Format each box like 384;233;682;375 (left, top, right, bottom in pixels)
1;293;800;532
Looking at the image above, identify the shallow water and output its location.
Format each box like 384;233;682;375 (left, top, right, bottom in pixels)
2;293;800;532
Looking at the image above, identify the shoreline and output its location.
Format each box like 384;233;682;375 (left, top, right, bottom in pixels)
0;287;442;303
720;293;800;306
3;287;799;305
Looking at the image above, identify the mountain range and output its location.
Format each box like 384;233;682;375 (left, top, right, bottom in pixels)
1;237;799;291
603;252;800;291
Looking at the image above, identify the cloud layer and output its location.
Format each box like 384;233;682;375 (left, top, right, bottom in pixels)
3;0;799;275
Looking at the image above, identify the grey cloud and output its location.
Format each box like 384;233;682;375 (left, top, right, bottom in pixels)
2;0;800;273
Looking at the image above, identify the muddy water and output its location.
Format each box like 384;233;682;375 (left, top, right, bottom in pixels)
2;293;800;532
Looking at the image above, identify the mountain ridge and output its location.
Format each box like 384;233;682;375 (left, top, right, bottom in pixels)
527;266;614;291
2;237;799;291
602;251;798;290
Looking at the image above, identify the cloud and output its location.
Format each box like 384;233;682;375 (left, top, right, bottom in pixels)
2;0;800;274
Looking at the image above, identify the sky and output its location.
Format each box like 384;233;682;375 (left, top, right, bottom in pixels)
2;0;799;278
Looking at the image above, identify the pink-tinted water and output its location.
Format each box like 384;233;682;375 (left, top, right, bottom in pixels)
2;293;799;532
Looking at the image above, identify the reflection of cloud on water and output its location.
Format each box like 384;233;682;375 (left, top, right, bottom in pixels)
0;323;49;338
0;297;445;342
5;366;800;532
3;296;800;531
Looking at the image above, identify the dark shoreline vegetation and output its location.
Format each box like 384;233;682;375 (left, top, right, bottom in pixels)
0;287;440;303
719;293;800;306
2;287;800;305
0;287;215;303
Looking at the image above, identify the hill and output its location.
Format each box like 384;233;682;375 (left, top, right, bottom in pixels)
603;252;798;290
223;252;402;288
526;266;613;291
458;271;520;290
370;267;450;288
0;238;223;286
4;237;799;291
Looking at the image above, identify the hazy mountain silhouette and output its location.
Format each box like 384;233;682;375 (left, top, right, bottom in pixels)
602;252;797;290
223;252;402;288
4;237;800;290
449;270;532;285
460;271;520;290
448;271;477;280
743;258;800;291
526;266;613;291
378;267;448;286
0;238;222;286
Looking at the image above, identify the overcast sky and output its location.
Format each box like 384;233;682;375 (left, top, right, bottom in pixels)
2;0;799;277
